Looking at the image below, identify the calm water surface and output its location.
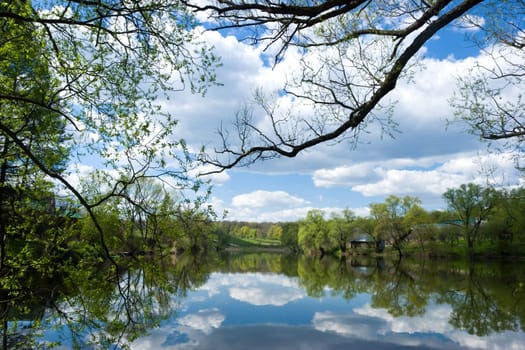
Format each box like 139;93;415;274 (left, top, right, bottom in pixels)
9;254;525;349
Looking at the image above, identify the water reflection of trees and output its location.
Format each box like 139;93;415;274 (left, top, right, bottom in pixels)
296;256;525;336
2;254;212;349
216;252;298;276
439;263;525;335
191;252;525;337
3;253;525;348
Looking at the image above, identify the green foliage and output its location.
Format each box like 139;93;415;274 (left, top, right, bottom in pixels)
0;0;74;272
328;208;360;254
281;222;299;251
298;209;335;255
272;184;525;259
443;183;497;254
0;0;220;268
267;224;283;240
499;187;525;243
213;221;299;251
370;195;422;255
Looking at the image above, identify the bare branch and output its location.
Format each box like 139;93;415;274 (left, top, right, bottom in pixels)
201;0;484;173
483;127;525;140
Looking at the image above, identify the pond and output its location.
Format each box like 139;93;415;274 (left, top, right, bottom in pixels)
5;253;525;349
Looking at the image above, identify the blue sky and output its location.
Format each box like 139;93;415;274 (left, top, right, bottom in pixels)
156;20;522;222
64;13;522;222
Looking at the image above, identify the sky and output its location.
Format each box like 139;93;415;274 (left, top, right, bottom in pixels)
149;15;523;223
60;9;523;223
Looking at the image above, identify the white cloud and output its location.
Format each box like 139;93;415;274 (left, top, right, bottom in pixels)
178;308;225;335
161;29;290;150
198;273;305;306
353;303;525;350
232;190;307;209
352;168;465;197
189;164;231;185
228;275;304;306
220;200;371;221
242;206;314;222
230;286;303;306
311;152;520;198
313;163;377;187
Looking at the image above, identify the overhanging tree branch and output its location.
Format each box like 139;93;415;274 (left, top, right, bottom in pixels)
0;119;114;261
200;0;484;174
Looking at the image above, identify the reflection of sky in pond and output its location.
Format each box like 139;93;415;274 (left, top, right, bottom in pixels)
128;272;525;350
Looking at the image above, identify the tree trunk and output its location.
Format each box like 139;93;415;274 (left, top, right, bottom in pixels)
465;225;474;259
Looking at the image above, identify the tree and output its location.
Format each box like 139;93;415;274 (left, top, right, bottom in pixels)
370;195;422;256
329;209;356;255
449;1;525;167
505;188;525;243
485;187;525;245
235;225;257;239
0;0;72;270
443;183;497;255
403;205;432;251
353;216;376;239
298;210;333;256
188;0;517;171
281;221;300;251
267;224;283;241
0;1;219;258
171;207;214;254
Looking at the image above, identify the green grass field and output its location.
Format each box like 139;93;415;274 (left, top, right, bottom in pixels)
226;236;285;250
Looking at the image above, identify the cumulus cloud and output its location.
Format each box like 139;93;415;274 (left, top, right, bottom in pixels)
313;163;377;187
353;303;525;350
312;152;519;199
201;272;305;306
230;286;304;306
238;206;314;222
189;164;231;185
352;168;465;197
178;308;225;335
161;28;290;150
232;190;307;209
313;312;383;339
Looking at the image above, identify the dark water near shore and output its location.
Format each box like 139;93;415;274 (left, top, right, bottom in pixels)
7;254;525;349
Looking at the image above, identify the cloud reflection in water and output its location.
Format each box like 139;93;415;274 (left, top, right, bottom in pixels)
130;271;525;350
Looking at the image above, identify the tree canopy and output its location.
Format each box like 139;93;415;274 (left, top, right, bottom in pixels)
443;183;497;254
0;0;220;256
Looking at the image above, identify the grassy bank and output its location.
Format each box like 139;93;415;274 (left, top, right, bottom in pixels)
224;236;289;253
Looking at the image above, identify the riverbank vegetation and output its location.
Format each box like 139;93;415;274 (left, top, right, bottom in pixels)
214;183;525;260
